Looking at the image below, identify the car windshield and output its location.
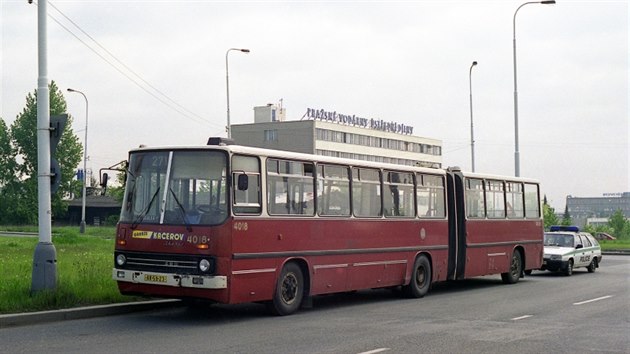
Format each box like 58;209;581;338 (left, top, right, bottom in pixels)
544;233;574;247
120;150;228;226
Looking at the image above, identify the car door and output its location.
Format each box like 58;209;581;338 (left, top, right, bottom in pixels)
575;235;593;267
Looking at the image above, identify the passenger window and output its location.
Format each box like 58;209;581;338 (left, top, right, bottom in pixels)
317;164;350;216
383;171;414;217
352;168;382;217
485;180;505;219
466;178;485;218
524;183;540;218
267;159;315;216
506;182;524;218
417;174;445;218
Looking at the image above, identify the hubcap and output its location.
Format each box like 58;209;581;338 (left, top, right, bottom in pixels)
281;273;298;304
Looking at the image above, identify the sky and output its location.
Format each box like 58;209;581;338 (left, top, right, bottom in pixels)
1;0;628;211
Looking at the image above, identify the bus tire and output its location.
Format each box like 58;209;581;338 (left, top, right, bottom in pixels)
501;250;522;284
403;255;431;298
268;262;304;316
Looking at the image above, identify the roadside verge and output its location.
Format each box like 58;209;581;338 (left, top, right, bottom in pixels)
0;299;182;328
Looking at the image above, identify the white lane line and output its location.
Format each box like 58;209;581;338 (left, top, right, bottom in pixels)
573;295;613;305
511;315;533;321
358;348;390;354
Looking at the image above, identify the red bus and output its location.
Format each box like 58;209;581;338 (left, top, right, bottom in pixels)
112;139;543;315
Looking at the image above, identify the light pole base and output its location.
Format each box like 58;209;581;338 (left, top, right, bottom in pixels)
80;220;86;233
31;242;57;293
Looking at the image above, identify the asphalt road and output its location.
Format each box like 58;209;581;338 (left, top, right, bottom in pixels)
1;255;628;354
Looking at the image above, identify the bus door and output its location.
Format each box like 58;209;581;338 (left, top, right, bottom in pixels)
446;169;467;280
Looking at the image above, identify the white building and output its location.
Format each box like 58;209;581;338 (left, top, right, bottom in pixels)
231;104;442;168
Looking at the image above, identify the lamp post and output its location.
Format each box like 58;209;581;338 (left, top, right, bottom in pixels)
225;48;250;139
469;61;478;172
67;88;88;233
513;0;555;177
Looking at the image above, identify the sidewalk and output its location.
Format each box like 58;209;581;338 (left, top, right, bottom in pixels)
0;299;182;329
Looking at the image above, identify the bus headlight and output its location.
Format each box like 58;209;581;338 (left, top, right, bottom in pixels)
199;259;211;273
116;254;127;267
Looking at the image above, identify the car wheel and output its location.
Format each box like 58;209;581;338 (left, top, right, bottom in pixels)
564;260;573;276
587;258;597;273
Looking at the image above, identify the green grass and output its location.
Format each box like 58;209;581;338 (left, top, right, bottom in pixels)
0;226;142;314
600;239;630;251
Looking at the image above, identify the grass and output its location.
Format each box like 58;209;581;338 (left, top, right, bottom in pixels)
599;239;630;251
0;226;142;315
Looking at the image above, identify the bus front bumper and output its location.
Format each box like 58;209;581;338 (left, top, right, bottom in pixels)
113;268;227;289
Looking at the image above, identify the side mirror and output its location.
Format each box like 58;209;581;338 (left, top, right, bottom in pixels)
237;174;249;191
575;244;583;249
100;172;109;188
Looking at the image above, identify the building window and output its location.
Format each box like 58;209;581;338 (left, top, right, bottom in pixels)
264;129;278;142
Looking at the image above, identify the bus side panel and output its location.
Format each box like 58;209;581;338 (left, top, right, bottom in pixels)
230;217;449;300
464;219;543;277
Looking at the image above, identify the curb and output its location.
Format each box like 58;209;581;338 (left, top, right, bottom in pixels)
0;299;182;329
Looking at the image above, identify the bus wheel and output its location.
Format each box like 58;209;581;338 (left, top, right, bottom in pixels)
268;262;304;316
403;255;431;298
501;250;522;284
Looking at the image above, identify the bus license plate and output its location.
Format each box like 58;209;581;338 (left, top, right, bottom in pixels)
144;274;167;283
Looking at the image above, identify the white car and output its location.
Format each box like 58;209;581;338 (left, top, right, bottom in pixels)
542;226;602;276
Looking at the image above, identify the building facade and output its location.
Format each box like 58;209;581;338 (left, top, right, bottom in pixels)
231;105;442;168
566;192;630;227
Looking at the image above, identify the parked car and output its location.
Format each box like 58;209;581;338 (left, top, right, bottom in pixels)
542;226;602;276
595;232;616;240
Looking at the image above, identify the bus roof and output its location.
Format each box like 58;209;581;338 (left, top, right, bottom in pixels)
128;143;539;183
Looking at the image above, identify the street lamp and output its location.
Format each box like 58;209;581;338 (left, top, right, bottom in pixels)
513;0;555;177
225;48;250;139
469;61;478;172
67;88;88;233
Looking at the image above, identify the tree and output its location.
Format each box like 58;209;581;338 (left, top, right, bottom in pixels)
542;195;559;230
5;81;83;224
0;118;16;187
561;204;572;226
608;209;630;240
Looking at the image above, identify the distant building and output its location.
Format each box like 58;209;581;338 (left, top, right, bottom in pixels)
231;104;442;168
65;192;121;226
566;192;630;227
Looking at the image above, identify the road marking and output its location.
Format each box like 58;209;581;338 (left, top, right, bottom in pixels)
511;315;533;321
358;348;390;354
573;295;613;305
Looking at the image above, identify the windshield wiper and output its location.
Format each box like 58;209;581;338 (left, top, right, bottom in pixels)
169;188;193;232
131;187;160;229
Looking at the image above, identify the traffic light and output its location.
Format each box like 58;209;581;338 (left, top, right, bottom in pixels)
50;114;68;194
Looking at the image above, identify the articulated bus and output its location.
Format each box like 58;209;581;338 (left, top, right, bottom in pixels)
112;138;543;315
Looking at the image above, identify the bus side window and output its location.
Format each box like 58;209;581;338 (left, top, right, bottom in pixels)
232;155;261;215
417;174;445;218
352;168;382;217
466;178;485;218
524;183;540;218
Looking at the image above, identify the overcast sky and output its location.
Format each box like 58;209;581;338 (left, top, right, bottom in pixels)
1;0;628;210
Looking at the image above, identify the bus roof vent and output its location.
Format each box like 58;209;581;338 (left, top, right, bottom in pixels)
207;137;235;146
447;166;462;173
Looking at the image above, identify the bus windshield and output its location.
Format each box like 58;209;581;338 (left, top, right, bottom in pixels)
120;150;228;226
